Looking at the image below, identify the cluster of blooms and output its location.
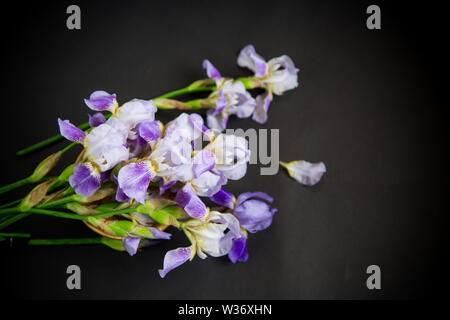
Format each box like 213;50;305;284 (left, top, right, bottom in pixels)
203;44;299;130
58;92;278;276
1;44;325;278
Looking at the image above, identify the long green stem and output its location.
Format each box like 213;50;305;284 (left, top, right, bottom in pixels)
0;213;30;230
16;84;215;156
0;177;31;194
0;232;30;238
0;206;137;221
0;198;23;209
29;237;102;245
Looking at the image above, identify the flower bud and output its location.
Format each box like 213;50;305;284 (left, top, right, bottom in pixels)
29;151;62;183
18;179;55;212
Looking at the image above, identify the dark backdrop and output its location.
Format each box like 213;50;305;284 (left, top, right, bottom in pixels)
0;0;447;299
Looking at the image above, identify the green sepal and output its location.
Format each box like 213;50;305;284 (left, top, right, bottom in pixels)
100;237;125;251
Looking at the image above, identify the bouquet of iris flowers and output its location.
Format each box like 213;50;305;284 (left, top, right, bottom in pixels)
0;45;326;277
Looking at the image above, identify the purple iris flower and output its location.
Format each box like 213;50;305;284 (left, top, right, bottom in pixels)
210;190;277;233
158;211;246;277
233;192;277;233
237;44;299;123
84;90;118;113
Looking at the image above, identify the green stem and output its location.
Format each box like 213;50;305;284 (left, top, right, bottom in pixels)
0;232;30;238
0;177;31;195
16;84;216;156
0;198;23;209
0;206;136;221
0;213;30;230
37;195;76;209
29;237;102;245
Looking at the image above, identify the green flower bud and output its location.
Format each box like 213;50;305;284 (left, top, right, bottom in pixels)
29;151;62;183
18;179;55;212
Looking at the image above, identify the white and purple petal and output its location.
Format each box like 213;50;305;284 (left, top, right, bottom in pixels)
149;228;172;240
84;90;117;113
69;162;101;197
213;90;227;115
117;161;155;204
266;55;299;95
122;236;141;256
206;109;229;132
252;93;272;124
191;171;227;197
210;188;236;209
158;245;195;278
202;59;222;80
233;195;277;233
88;112;106;127
228;237;248;263
174;183;208;220
115;99;157;132
281;160;326;186
237;44;268;77
192;150;216;178
58;118;86;143
138;120;163;143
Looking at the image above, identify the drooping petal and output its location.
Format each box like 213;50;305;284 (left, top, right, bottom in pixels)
69;162;101;197
58;118;86;143
158;245;195;278
149;227;172;240
84;90;117;113
192;150;216;178
138;120;163;143
88;112;106;127
281;160;326;186
213;90;227;115
202;59;222;80
210;188;236;209
206;109;229;132
252;93;272;124
228;237;248;263
115;185;131;202
122;236;141;256
117;161;155;204
237;44;268;77
159;180;177;195
174;183;208;220
115;99;157;131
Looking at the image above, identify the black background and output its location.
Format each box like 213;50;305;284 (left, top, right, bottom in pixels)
0;0;448;299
